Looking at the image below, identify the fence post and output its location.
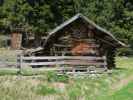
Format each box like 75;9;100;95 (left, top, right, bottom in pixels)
17;54;23;74
17;55;20;68
20;54;23;70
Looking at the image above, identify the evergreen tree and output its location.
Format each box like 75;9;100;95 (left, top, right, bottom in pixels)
0;0;132;54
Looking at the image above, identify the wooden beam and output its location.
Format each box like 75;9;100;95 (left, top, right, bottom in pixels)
96;37;116;47
54;44;72;47
22;56;106;60
23;61;106;66
53;43;99;48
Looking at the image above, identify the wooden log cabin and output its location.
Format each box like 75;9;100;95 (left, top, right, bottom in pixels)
33;13;126;70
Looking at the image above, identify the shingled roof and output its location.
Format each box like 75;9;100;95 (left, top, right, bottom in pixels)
44;13;126;48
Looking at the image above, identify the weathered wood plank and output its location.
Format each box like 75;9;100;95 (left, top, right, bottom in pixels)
23;61;106;66
63;62;106;65
23;61;65;66
18;56;107;68
22;56;106;60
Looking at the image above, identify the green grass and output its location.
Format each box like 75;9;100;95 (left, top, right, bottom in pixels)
0;48;18;62
0;57;132;100
110;81;133;100
116;57;133;68
37;84;60;95
0;68;18;75
100;81;133;100
46;71;69;83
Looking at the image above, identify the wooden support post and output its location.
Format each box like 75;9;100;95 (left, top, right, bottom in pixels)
17;55;20;68
103;56;107;71
19;54;23;74
17;54;23;74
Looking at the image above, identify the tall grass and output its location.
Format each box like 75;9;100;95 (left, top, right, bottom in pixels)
0;57;132;100
37;84;59;95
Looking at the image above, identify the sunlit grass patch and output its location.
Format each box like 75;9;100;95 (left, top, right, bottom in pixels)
101;81;133;100
116;57;133;69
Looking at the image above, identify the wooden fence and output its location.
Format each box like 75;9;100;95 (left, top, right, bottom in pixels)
0;55;107;74
17;55;107;73
0;57;17;68
18;56;106;66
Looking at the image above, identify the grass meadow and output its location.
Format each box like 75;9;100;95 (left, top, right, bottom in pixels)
0;49;133;100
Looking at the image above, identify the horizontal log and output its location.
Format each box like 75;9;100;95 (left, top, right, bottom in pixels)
23;61;65;66
54;44;72;47
63;59;104;63
23;61;106;66
53;44;99;47
22;56;106;60
63;62;106;65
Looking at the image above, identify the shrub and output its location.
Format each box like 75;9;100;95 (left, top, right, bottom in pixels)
56;74;69;83
46;71;69;83
117;48;133;56
68;86;82;100
37;85;59;95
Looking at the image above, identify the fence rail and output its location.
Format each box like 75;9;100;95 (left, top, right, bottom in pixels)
18;56;107;67
0;55;107;74
22;56;106;60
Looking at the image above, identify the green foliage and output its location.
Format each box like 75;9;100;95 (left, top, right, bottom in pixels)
46;71;69;83
37;84;59;96
73;0;133;55
110;81;133;100
117;48;133;56
46;71;58;82
68;86;82;100
0;0;133;54
56;74;69;83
